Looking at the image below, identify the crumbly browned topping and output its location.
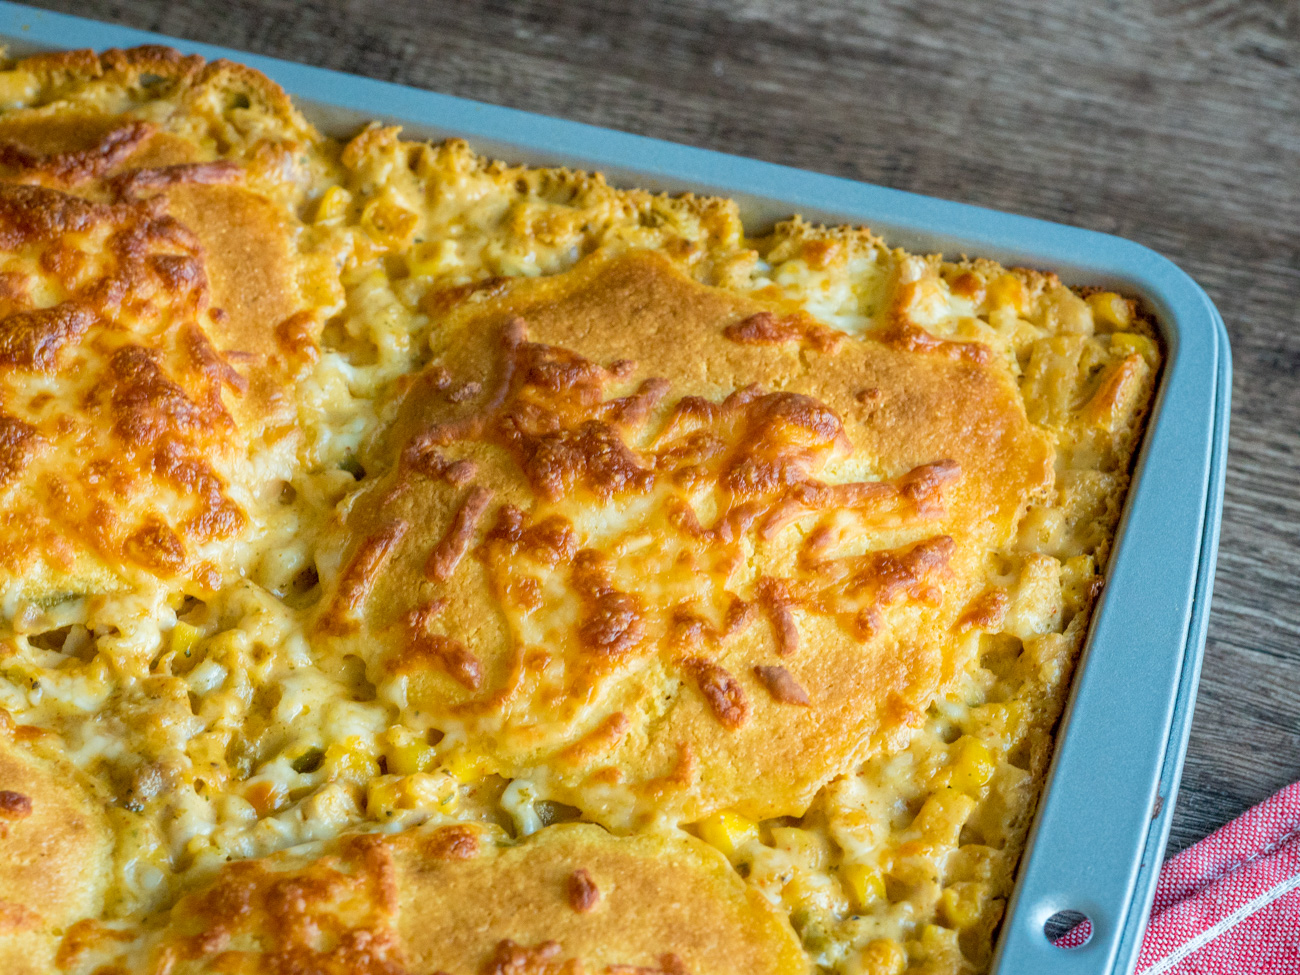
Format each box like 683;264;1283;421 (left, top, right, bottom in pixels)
752;666;811;707
567;869;600;913
0;789;30;818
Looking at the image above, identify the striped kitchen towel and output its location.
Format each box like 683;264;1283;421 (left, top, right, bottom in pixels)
1053;781;1300;969
1135;780;1300;973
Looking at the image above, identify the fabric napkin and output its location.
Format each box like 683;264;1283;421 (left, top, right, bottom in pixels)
1055;781;1300;971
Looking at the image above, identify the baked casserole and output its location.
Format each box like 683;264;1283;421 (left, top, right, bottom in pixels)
0;46;1160;975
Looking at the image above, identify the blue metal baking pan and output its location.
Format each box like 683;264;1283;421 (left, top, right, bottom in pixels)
0;4;1230;972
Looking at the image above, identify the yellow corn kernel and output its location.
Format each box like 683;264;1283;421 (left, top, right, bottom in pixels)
939;882;987;929
365;775;402;818
1111;331;1159;366
948;737;996;794
325;741;381;786
914;788;977;849
360;197;418;248
1088;291;1133;329
988;273;1027;314
0;70;37;108
442;750;486;783
770;826;829;869
975;700;1026;741
405;771;457;809
914;923;961;958
243;779;286;818
385;738;436;777
858;938;906;975
406;239;455;278
314;185;352;224
170;621;203;658
841;862;886;910
696;811;759;859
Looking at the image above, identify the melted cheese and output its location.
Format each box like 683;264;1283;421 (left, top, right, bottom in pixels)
0;45;1160;975
0;47;334;613
61;823;806;975
311;249;1052;831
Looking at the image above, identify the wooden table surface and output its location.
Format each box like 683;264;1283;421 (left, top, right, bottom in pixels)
22;0;1300;856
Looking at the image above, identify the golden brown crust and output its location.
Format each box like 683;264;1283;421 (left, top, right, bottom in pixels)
0;47;331;609
0;728;111;975
567;868;600;913
753;665;811;706
0;181;270;599
393;825;807;975
0;44;1161;975
314;248;1051;826
61;824;806;975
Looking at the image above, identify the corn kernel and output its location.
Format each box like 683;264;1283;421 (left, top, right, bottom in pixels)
442;750;486;783
385;738;436;776
915;923;961;957
1111;331;1158;366
696;810;759;859
406;238;461;279
360;197;418;248
365;775;402;817
170;621;203;657
988;273;1026;314
314;185;352;224
243;779;286;817
975;700;1026;741
0;70;37;108
325;741;381;786
841;862;886;910
948;737;996;794
858;938;906;975
770;826;828;869
939;882;987;929
1088;291;1133;329
914;788;977;849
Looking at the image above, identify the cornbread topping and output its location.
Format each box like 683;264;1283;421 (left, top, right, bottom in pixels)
0;45;1160;975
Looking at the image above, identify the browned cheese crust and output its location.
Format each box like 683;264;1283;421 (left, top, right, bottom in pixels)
57;823;806;975
0;44;1162;975
313;248;1052;827
0;716;112;975
0;46;331;607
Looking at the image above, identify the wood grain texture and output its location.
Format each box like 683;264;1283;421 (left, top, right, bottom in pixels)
14;0;1300;856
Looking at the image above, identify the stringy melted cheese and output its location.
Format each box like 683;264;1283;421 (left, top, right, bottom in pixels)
0;47;1159;975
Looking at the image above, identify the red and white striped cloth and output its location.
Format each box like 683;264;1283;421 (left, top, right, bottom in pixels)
1137;781;1300;973
1058;781;1300;971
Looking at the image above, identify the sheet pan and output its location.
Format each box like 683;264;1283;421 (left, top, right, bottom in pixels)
0;5;1231;971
